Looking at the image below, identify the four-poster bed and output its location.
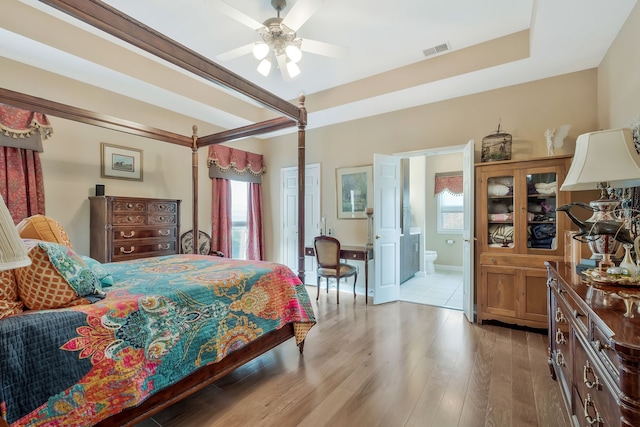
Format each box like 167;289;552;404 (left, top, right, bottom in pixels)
0;0;312;425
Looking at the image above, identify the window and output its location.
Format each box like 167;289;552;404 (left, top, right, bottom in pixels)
230;180;248;259
437;191;464;234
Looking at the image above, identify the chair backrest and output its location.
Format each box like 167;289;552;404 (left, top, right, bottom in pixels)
180;230;212;255
314;235;341;268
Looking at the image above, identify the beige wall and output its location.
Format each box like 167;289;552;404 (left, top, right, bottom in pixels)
598;1;640;128
262;70;598;262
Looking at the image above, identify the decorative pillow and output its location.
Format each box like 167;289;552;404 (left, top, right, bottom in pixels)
81;256;114;287
0;270;24;319
15;240;105;310
16;215;73;248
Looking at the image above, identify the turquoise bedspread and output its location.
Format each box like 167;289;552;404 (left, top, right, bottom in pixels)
1;255;315;426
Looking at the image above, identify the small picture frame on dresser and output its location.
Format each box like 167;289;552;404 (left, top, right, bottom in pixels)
101;143;143;181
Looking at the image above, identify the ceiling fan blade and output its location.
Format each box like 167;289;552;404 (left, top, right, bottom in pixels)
301;38;349;58
216;43;254;61
276;53;293;81
215;1;265;30
281;0;324;31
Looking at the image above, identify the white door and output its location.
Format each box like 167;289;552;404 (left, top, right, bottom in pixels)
281;164;320;282
462;140;475;322
373;153;401;304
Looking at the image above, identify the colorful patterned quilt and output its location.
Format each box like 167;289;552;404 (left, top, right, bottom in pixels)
0;255;315;426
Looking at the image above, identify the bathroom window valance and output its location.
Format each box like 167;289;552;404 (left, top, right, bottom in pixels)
208;144;265;183
0;103;53;152
434;172;463;196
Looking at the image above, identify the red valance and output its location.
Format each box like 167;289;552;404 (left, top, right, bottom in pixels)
0;103;53;140
434;173;463;196
208;144;265;176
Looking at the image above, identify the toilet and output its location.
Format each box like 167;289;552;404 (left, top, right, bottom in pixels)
424;250;438;274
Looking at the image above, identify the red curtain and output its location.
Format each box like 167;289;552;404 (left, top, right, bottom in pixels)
211;178;231;257
247;183;264;260
0;147;45;223
434;173;463;196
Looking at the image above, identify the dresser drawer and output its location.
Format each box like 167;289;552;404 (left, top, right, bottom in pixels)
148;213;177;225
147;201;178;214
113;200;146;212
112;227;176;241
590;321;619;381
112;240;177;258
574;335;619;427
551;292;573;388
112;214;146;225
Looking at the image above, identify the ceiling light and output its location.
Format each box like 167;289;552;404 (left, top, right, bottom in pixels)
286;60;301;78
285;43;302;63
257;57;272;76
252;42;270;60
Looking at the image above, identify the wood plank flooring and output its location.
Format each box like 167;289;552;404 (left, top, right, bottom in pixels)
135;287;572;427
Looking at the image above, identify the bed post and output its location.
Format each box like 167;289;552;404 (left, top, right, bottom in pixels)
191;125;199;254
297;94;307;283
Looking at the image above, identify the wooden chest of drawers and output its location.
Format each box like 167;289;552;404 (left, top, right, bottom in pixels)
89;196;181;263
546;261;640;426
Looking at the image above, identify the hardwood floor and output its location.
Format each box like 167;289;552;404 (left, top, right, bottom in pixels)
135;286;571;427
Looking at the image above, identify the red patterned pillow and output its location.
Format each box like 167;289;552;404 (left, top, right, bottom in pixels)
0;269;24;319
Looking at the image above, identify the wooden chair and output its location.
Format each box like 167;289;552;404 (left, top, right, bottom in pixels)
180;230;224;257
313;235;357;304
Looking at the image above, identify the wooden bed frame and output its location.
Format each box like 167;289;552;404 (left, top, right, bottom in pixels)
0;1;310;425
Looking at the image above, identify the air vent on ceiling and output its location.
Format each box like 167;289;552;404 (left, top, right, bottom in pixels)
423;42;450;58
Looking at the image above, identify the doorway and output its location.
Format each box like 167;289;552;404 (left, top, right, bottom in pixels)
396;148;466;310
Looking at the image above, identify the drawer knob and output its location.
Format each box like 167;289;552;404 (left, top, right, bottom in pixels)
573;309;582;319
583;393;603;426
547;278;557;288
120;246;135;254
555;308;566;323
555;329;566;345
158;243;170;250
583;361;601;390
127;203;133;208
120;231;135;238
158;230;170;236
594;340;611;352
555;350;566;367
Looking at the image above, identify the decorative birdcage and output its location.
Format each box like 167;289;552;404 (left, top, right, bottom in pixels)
481;122;512;162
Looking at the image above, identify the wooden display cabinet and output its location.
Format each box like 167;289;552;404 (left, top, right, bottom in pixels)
475;155;572;328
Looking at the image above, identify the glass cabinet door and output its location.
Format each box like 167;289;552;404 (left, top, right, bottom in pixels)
526;171;558;251
486;175;515;249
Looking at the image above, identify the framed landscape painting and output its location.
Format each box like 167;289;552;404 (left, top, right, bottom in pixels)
101;143;143;181
336;165;372;219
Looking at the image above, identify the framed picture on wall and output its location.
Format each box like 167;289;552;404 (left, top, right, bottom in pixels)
336;165;372;219
101;143;143;181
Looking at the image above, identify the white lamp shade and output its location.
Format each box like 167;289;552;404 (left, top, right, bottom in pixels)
285;44;302;63
257;57;272;76
561;128;640;191
252;42;270;60
286;61;301;78
0;195;30;270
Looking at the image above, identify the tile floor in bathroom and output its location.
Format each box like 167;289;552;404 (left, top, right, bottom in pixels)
399;267;463;310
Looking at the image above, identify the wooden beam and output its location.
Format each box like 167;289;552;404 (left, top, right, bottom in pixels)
0;87;192;147
197;117;296;147
297;95;307;282
38;0;302;122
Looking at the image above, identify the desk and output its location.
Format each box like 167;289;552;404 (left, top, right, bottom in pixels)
304;245;373;304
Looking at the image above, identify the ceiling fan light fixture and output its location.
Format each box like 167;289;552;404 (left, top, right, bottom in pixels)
257;57;272;76
285;43;302;63
253;42;270;60
286;60;301;78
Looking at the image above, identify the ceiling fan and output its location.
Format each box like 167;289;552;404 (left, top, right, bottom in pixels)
215;0;349;81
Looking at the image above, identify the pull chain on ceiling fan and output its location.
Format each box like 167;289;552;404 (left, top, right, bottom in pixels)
215;0;349;81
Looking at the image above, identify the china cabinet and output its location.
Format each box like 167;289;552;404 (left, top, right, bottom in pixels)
475;155;572;328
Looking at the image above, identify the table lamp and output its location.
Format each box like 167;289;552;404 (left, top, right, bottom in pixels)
0;195;30;271
560;128;640;270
